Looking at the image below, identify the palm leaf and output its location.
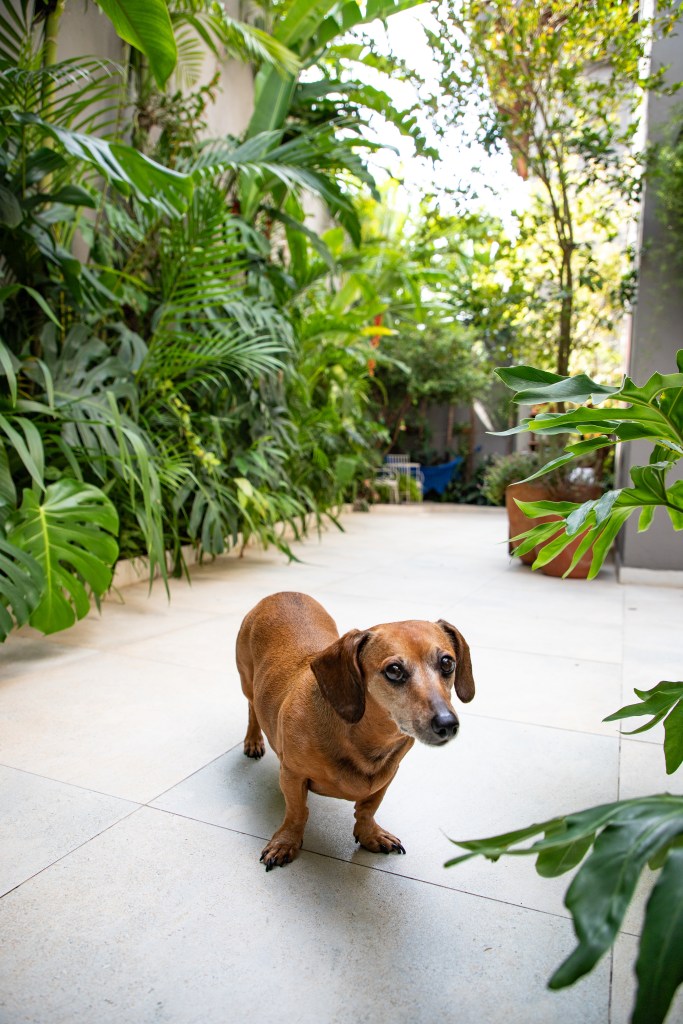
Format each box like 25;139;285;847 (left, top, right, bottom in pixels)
0;59;125;137
142;187;290;383
7;112;193;216
0;1;32;66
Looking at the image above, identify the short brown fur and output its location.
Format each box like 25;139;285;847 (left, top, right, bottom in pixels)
235;591;475;870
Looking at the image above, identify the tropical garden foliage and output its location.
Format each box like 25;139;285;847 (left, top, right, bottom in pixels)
0;0;440;641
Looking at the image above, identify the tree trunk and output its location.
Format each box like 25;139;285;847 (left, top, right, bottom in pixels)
557;246;574;377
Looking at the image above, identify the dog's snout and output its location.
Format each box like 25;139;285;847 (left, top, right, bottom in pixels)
430;709;459;741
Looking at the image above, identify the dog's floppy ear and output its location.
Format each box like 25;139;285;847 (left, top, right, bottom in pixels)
310;629;370;724
437;620;475;703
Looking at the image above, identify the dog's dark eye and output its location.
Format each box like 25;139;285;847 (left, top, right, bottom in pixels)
384;663;406;683
440;655;455;675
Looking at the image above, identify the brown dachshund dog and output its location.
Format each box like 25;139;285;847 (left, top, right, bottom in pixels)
235;591;475;870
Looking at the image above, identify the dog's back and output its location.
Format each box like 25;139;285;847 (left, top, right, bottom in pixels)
236;591;338;681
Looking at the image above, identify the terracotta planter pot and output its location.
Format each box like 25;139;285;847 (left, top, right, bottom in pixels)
505;482;549;565
505;482;603;578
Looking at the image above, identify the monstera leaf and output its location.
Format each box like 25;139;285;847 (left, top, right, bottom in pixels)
0;536;43;642
7;480;119;635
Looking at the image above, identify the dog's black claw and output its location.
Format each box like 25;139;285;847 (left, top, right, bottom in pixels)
354;835;360;844
394;843;406;855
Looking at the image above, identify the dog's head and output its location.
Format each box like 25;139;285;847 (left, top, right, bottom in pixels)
310;619;474;745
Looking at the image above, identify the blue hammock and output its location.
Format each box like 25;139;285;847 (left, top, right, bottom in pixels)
421;457;463;496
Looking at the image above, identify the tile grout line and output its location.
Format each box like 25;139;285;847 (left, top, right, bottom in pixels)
464;710;621;741
140;800;645;939
608;585;628;1024
0;805;143;902
0;761;143;806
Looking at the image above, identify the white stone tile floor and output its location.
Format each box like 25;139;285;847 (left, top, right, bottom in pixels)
0;504;681;1024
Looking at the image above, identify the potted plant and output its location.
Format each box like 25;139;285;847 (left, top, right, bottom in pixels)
482;441;607;576
482;449;544;563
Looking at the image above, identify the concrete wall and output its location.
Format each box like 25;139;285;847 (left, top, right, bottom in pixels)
618;2;683;577
56;0;254;140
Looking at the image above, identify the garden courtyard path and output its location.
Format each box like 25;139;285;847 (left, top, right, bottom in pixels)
1;504;681;1024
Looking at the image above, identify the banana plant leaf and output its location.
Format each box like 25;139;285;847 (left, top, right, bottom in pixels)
7;479;119;635
446;795;683;1024
94;0;176;88
242;0;422;218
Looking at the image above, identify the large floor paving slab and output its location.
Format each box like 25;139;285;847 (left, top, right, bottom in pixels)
0;807;611;1024
1;504;682;1023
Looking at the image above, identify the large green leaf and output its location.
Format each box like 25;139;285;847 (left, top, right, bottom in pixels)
633;847;683;1024
94;0;176;88
13;114;193;216
605;682;683;775
495;366;618;405
446;796;683;1024
549;808;683;988
0;536;43;643
7;480;119;635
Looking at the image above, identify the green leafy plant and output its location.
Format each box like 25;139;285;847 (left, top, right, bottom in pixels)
480;449;542;506
495;352;683;577
0;0;435;644
447;796;683;1024
447;348;683;1022
7;479;119;635
605;681;683;776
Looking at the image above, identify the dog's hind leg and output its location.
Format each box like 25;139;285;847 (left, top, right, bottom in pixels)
243;699;266;759
236;640;265;759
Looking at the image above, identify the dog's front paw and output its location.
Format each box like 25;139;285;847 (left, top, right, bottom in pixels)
260;834;303;871
354;826;406;856
244;737;266;759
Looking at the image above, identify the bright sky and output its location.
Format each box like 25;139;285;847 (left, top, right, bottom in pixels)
360;4;530;229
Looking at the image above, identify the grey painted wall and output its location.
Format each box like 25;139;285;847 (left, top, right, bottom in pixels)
619;3;683;571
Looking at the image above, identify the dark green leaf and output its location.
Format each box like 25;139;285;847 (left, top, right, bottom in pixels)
632;847;683;1024
549;807;683;988
664;702;683;775
495;365;564;392
0;183;22;227
512;374;618;406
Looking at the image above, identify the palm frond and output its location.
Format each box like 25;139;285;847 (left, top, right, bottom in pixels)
0;58;125;136
143;185;291;384
169;5;300;76
0;1;33;68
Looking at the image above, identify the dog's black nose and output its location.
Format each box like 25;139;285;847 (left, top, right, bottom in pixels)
430;709;459;741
